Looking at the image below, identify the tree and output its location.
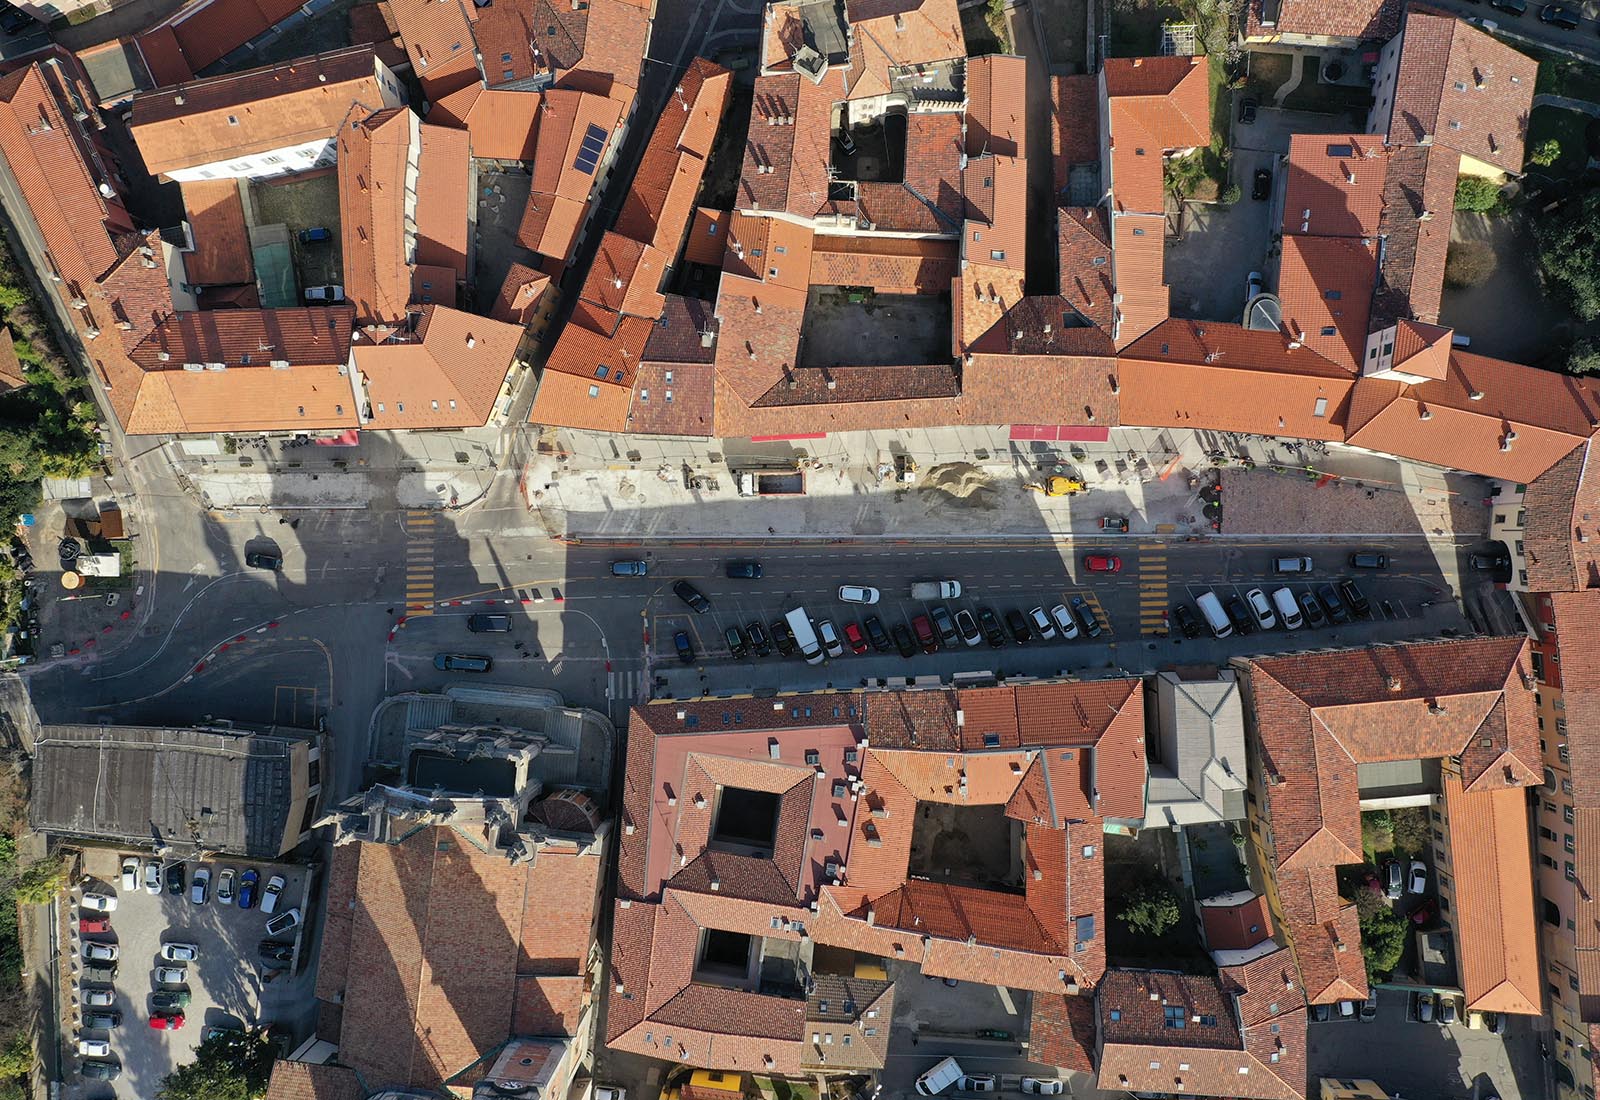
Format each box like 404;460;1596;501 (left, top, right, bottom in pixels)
1220;183;1242;204
983;0;1010;50
1567;339;1600;375
1455;175;1506;214
1359;908;1409;980
1360;809;1393;856
0;1033;29;1081
1118;885;1181;937
157;1030;275;1100
11;856;65;905
1390;806;1431;854
1444;241;1496;289
1529;137;1562;168
1353;883;1388;922
1535;188;1600;321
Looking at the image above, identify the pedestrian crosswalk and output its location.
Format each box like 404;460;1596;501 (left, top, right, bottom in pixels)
404;510;435;616
608;668;645;703
1138;543;1170;636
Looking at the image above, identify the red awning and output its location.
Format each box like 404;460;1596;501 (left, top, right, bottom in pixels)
1009;425;1110;442
315;429;361;447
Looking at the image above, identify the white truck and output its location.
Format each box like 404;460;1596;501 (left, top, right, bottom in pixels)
910;580;962;600
785;606;825;664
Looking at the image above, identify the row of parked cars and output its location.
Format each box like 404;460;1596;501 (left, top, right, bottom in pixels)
116;856;300;933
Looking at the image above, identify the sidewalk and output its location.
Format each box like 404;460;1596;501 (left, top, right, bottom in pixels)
190;467;496;510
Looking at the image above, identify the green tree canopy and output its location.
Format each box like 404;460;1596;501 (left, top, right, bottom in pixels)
1118;884;1182;937
1535;189;1600;322
1359;908;1409;980
157;1030;275;1100
1455;175;1506;213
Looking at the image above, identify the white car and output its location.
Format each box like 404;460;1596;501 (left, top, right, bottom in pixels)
82;942;118;962
1245;588;1276;630
143;861;161;895
83;987;114;1008
1048;604;1080;640
817;619;845;659
153;966;187;985
159;943;198;963
1408;859;1427;894
189;866;211;906
120;857;139;893
265;907;302;937
217;867;235;905
261;875;286;916
1337;999;1356;1018
837;585;881;605
1020;1080;1065;1096
79;893;117;913
303;284;344;302
1246;270;1265;299
1028;606;1057;640
77;1039;111;1057
957;1076;996;1093
954;609;982;647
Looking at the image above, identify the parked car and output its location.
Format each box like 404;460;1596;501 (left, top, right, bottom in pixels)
1070;595;1102;638
1246;270;1265;301
958;1076;997;1093
770;619;797;657
864;615;892;652
1274;555;1314;574
1083;554;1122;573
259;940;295;964
610;560;649;577
1028;606;1057;640
1349;551;1389;569
838;584;880;604
79;915;111;934
81;1060;120;1081
746;621;771;657
1385;859;1403;899
1099;515;1129;532
1225;595;1256;635
261;874;285;916
1338;1000;1356;1018
725;624;750;659
149;1013;186;1030
1298;591;1327;627
1049;603;1081;640
80;892;117;913
265;908;302;937
1173;603;1202;639
725;561;763;579
978;607;1007;647
189;866;211;905
120;857;139;893
1004;608;1032;644
1469;552;1510;571
1311;1003;1331;1022
891;623;918;658
1489;1012;1507;1035
297;226;332;243
204;1023;245;1042
1252;167;1272;201
245;550;282;570
303;285;344;303
930;605;960;646
83;987;114;1008
217;867;235;905
1407;859;1427;894
82;942;119;963
1489;0;1527;12
1410;897;1439;926
77;1039;112;1058
911;614;939;654
1438;997;1458;1025
151;991;190;1012
954;609;982;647
84;1012;121;1029
1316;584;1351;624
1244;588;1277;630
843;621;868;655
153;966;187;985
673;631;694;664
434;653;491;672
82;964;117;984
1020;1080;1066;1095
466;613;512;632
1360;991;1378;1021
818;619;845;658
144;861;161;895
672;580;711;613
1339;579;1371;617
238;868;258;909
160;943;199;963
1237;96;1258;124
165;863;185;895
1540;2;1579;26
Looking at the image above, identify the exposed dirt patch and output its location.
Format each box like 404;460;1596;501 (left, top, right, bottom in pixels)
918;463;998;509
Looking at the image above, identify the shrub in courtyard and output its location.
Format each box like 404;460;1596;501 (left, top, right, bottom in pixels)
1443;241;1496;288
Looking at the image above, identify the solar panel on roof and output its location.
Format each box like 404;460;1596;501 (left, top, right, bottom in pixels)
573;123;607;174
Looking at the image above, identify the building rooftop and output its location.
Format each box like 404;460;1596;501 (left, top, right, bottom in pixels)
352;305;524;430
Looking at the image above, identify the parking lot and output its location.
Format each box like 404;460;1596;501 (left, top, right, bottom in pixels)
64;850;314;1100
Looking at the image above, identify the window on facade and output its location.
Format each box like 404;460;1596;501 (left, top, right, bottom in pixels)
1567;861;1577;881
1567;805;1575;823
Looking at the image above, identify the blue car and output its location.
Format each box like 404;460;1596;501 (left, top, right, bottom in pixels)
237;868;258;910
610;560;649;577
297;226;332;244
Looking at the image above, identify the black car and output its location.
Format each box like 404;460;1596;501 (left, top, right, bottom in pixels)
863;615;892;652
725;625;749;659
1070;595;1102;638
1238;96;1258;124
672;580;711;613
1469;552;1510;572
1252;167;1272;201
725;560;763;579
891;623;917;658
466;613;512;632
83;1012;122;1029
434;653;492;672
1225;595;1256;635
673;630;695;663
1004;608;1032;644
1173;603;1202;639
770;619;797;657
1298;590;1327;627
977;607;1007;648
1349;551;1388;570
259;941;294;964
930;605;960;647
81;1061;121;1081
1540;2;1579;26
1317;584;1351;623
165;862;185;896
244;550;282;571
746;621;771;657
1490;0;1527;13
1339;579;1371;617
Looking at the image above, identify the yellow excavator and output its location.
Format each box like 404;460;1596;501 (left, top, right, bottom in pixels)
1027;475;1085;497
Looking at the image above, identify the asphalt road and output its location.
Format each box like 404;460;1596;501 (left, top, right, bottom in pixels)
1426;0;1600;59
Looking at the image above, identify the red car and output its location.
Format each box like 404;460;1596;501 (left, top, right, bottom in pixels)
911;614;939;654
149;1013;186;1030
843;621;868;655
1409;897;1439;926
1084;554;1123;573
78;916;111;934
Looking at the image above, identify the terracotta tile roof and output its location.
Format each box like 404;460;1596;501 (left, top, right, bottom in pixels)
534;88;624;202
529;360;631;431
1441;771;1541;1014
1200;894;1274;952
1056;206;1114;332
1277;234;1376;371
613;60;733;253
1383;8;1536;174
136;0;311;84
555;0;651;96
1029;994;1097;1071
1111;213;1168;347
1385;319;1452;381
738;70;839;217
130;47;387;179
642;295;719;363
1372;144;1457;328
349;1;408;70
1272;865;1367;1004
845;0;965;73
411;264;456;307
339;106;414;325
384;0;479;94
683;207;729;267
134;27;192;87
179;180;252;286
1105;55;1209;216
264;1062;365;1100
856;879;1057;954
626;361;714;435
966;54;1027;159
1244;0;1399;39
1052;74;1099;193
518;190;590;261
579;232;668;320
532;312;658;430
354;306;522;429
490;262;550;326
1280;134;1390;238
415;123;469;278
428;86;541;161
1344;351;1600;482
964;154;1028;272
127;305;353;372
1522;442;1600;593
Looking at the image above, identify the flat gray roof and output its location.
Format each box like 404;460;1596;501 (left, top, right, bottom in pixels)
30;724;309;858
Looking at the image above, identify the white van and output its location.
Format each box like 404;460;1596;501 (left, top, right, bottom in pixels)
1195;591;1233;639
786;607;825;664
1272;587;1304;629
916;1057;965;1096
